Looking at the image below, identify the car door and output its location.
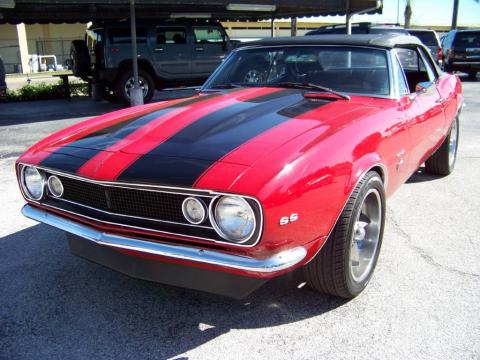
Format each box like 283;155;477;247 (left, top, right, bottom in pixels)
151;26;192;80
190;26;228;78
396;47;446;171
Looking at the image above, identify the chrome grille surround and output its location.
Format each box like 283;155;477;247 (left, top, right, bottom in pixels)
17;163;263;247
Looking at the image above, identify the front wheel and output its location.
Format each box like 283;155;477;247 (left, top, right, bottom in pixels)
115;69;154;105
425;116;459;176
304;171;386;299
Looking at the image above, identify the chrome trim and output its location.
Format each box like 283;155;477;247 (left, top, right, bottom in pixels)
22;204;306;273
21;163;216;197
208;195;257;244
47;175;64;198
54;196;214;229
181;197;207;225
17;163;264;248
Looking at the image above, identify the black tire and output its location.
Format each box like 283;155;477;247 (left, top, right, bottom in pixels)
304;171;386;299
468;72;477;80
70;40;91;79
115;69;155;105
425;116;459;176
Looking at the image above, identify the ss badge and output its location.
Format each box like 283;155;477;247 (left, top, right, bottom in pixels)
280;213;299;226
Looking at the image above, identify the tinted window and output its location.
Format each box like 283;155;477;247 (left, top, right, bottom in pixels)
370;28;408;35
396;48;426;71
108;28;147;44
409;31;438;46
156;27;187;44
205;46;390;96
453;32;480;48
193;27;224;43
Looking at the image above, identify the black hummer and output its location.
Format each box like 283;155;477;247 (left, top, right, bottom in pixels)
71;20;232;103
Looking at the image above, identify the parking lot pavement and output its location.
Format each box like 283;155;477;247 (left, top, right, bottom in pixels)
1;80;479;360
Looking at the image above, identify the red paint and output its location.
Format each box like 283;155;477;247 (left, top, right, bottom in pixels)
17;70;462;279
77;87;281;180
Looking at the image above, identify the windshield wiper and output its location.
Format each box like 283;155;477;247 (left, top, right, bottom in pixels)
275;82;350;100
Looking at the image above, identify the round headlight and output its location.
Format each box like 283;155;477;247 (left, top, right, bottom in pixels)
47;175;64;198
212;196;256;243
182;197;206;224
21;166;44;200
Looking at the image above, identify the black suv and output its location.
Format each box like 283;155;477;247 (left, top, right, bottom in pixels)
0;56;6;99
71;20;232;103
407;29;442;63
441;29;480;79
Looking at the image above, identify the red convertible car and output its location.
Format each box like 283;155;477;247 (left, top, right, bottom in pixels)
18;35;462;299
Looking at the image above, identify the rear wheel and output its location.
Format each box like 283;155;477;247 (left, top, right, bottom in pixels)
115;69;154;105
425;116;459;176
468;71;477;80
304;171;385;299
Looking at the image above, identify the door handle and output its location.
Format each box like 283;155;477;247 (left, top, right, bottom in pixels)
195;47;204;52
436;97;446;104
154;48;164;52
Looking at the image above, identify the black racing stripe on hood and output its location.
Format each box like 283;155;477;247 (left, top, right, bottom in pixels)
38;93;223;174
117;94;330;187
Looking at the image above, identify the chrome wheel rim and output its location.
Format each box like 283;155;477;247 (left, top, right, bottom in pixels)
244;69;261;84
349;189;382;283
448;119;458;168
124;76;149;99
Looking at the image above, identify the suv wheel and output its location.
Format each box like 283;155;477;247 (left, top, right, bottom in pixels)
115;70;154;105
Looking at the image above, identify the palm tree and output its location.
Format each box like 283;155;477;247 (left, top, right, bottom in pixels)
404;0;413;28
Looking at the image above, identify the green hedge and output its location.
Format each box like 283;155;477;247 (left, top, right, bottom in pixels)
4;80;89;102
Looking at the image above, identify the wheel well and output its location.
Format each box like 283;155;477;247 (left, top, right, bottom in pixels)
369;165;387;185
117;60;157;81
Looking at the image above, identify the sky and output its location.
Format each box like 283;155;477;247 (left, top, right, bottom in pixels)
305;0;480;27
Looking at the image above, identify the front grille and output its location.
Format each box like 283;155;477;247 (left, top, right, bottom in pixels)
30;168;262;246
56;175;204;225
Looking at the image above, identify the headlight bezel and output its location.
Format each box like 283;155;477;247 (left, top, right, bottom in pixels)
20;165;46;201
209;195;258;244
182;196;207;225
47;175;64;198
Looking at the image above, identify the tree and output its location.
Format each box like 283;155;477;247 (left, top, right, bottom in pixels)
404;0;413;28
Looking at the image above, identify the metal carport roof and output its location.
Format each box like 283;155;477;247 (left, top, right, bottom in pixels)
0;0;382;24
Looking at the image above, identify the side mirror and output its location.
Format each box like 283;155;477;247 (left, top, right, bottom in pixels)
415;81;433;93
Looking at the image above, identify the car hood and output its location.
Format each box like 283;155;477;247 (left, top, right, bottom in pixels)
21;87;382;187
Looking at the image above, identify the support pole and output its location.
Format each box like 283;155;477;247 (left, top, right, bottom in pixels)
291;17;297;37
345;0;352;35
451;0;459;30
129;0;143;106
271;15;274;38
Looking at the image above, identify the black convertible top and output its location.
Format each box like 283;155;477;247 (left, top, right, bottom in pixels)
240;34;423;49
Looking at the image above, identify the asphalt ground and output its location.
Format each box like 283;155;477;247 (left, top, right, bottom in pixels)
0;80;479;360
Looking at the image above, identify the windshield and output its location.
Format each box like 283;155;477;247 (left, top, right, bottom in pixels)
204;46;390;96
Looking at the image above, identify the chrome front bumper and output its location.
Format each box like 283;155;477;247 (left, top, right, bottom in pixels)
22;204;307;274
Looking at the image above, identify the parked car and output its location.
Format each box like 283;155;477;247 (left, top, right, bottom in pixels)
306;22;409;36
0;56;6;99
71;20;232;104
441;29;480;79
19;34;462;299
407;28;442;63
